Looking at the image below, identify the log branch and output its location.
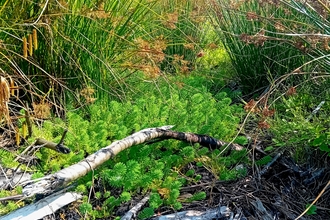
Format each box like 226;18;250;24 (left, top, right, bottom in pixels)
17;126;243;199
21;126;175;197
35;137;71;154
35;129;70;154
155;129;244;150
121;193;150;220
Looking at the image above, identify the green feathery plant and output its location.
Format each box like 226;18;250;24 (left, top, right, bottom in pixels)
1;76;248;217
138;207;154;219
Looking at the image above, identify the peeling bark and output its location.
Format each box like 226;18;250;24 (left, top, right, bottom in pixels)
21;126;175;197
18;125;243;199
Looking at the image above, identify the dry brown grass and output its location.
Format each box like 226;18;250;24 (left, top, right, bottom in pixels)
0;76;10;124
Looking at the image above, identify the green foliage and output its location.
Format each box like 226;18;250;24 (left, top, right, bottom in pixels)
312;133;330;155
270;87;330;160
0;188;25;215
256;155;272;166
197;44;232;71
186;192;206;202
75;184;87;194
119;192;131;203
235;136;248;146
31;172;45;180
282;1;330;73
2;1;330;219
1;38;246;217
104;196;121;211
103;162;127;188
185;169;195;177
79;202;93;215
172;201;182;210
154;0;207;73
0;150;19;168
0;0;212;120
156;176;183;209
138;207;154;220
94;192;102;200
194;174;202;181
149;193;163;209
305;204;317;215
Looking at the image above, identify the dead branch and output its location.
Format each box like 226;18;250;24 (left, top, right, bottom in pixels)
151;206;233;220
20;125;175;198
35;129;70;154
0;125;246;219
121;193;150;220
18;125;243;199
154;130;244;151
0;191;82;220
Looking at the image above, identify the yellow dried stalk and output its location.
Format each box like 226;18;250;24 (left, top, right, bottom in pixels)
33;29;38;50
23;37;27;58
28;34;33;56
10;77;15;96
8;76;19;98
15;127;20;146
22;121;28;138
0;76;10;123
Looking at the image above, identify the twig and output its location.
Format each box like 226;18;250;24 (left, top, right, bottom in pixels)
259;153;282;176
121;193;150;220
58;129;68;145
295;180;330;220
24;106;33;138
35;135;71;154
251;198;273;220
156;130;244;150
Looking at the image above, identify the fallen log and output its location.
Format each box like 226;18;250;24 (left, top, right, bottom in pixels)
151;206;232;220
19;125;242;198
21;125;175;198
1;125;244;219
0;191;82;220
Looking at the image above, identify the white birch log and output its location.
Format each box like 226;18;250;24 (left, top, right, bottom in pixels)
151;206;232;220
0;192;82;220
121;193;150;220
21;126;174;198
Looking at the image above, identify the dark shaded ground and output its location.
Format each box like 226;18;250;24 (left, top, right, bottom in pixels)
48;150;330;220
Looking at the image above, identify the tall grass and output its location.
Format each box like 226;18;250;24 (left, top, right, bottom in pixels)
209;0;314;95
279;0;330;73
153;0;208;73
32;0;159;103
0;0;158;116
0;0;212;118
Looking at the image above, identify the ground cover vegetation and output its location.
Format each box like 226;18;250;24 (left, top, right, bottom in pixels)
0;0;329;219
